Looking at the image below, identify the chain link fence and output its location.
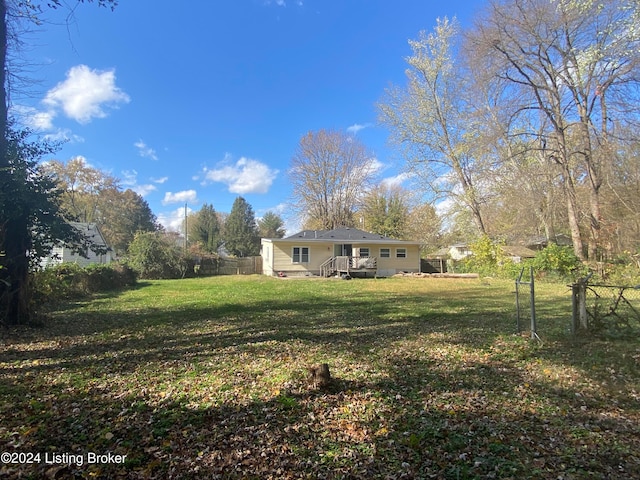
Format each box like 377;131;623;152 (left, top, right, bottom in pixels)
572;275;640;337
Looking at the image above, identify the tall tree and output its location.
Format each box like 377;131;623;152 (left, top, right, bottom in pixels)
379;18;488;236
360;185;410;239
224;197;259;257
188;203;222;254
406;202;442;254
0;129;97;324
101;189;159;255
258;211;286;239
289;129;377;230
43;158;158;254
0;0;117;325
43;157;121;224
467;0;640;259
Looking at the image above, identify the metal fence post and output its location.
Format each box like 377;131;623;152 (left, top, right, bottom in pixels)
529;266;536;340
515;271;521;333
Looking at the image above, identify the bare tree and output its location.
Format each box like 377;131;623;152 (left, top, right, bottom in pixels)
289;129;377;230
378;18;488;236
467;0;640;259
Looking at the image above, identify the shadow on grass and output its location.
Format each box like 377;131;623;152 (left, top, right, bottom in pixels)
3;278;638;478
3;352;638;479
2;290;517;377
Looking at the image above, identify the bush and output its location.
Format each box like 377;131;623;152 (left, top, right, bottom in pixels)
126;232;194;279
453;240;586;281
31;262;137;304
84;263;137;291
597;252;640;285
531;244;586;280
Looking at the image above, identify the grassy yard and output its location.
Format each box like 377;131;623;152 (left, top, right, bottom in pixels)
1;275;639;479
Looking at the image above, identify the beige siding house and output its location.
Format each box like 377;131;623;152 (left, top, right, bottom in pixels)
261;227;421;277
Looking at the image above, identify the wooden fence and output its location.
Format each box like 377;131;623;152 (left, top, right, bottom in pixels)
195;256;262;276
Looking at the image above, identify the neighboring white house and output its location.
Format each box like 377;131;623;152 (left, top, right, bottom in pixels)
448;243;473;261
40;222;113;268
261;227;422;277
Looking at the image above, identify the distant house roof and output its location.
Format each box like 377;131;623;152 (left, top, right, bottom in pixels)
266;227;420;245
428;247;451;258
501;245;537;258
69;222;110;249
525;234;573;248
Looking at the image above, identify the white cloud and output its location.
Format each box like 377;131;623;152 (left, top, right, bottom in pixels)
365;157;385;176
134;140;158;161
202;157;278;194
346;123;372;135
151;176;168;184
121;170;138;186
11;105;56;131
381;172;414;188
157;206;193;232
43;65;130;124
43;129;84;144
162;189;198;205
120;169;157;197
133;184;157;197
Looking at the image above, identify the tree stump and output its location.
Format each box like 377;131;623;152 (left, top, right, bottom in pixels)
308;363;331;388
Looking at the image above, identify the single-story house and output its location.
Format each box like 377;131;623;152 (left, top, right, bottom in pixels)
40;222;113;268
440;242;537;264
261;227;422;277
448;243;473;261
500;245;537;263
525;234;573;251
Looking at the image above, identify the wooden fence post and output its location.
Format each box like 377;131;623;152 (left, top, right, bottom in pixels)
571;276;591;334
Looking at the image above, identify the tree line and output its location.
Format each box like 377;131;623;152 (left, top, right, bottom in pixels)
185;197;285;258
288;0;640;263
378;0;640;262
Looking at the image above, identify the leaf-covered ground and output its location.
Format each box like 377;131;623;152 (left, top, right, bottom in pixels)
1;276;639;479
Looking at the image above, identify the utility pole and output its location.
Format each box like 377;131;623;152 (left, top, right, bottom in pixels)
184;203;188;251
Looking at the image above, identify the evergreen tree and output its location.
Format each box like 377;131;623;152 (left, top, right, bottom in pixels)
258;211;286;239
189;203;222;253
224;197;259;257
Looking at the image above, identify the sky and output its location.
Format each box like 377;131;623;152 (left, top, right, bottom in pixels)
13;0;485;234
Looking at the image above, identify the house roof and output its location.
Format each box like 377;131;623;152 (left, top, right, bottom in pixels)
500;245;537;258
69;222;110;248
525;234;572;247
265;227;420;245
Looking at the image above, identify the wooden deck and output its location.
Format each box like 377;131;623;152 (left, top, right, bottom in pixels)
320;256;377;277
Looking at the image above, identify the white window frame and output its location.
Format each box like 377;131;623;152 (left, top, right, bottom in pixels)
292;246;310;263
380;248;390;258
396;248;407;258
359;247;370;257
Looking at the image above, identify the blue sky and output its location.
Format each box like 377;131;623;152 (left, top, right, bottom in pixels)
14;0;484;233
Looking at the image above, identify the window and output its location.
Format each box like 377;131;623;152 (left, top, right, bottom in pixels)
396;248;407;258
359;247;370;257
292;246;309;263
380;248;390;258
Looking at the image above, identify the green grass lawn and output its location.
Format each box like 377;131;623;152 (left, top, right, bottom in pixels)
1;275;639;479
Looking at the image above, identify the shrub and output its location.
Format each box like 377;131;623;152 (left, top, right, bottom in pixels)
531;244;586;280
84;263;137;291
126;232;194;279
31;262;137;305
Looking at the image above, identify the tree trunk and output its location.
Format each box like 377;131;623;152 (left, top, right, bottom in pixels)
0;0;32;325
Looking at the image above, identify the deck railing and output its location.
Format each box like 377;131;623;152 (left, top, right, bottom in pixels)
321;256;377;277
